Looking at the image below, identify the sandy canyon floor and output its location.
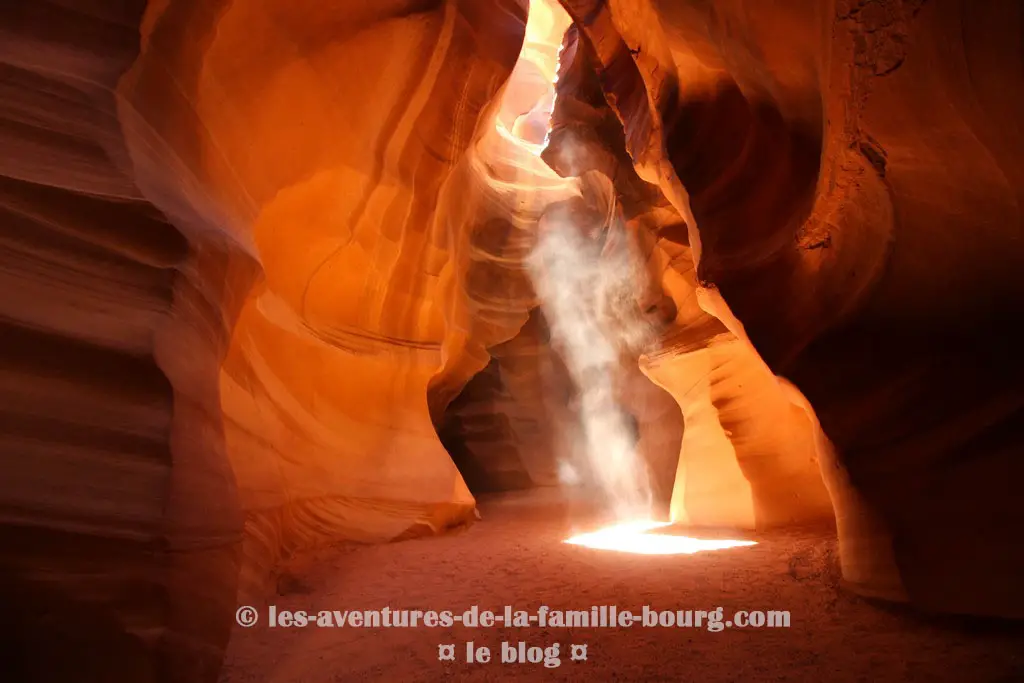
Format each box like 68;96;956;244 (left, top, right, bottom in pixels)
221;490;1023;682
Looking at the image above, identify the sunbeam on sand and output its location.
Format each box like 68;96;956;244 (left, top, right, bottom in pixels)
565;520;757;555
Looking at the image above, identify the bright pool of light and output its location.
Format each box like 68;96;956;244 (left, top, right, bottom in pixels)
564;520;758;555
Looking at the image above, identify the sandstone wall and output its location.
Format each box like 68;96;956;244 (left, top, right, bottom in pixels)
558;0;1024;617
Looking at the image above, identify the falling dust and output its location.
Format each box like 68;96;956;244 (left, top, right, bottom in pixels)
525;185;658;523
504;0;666;533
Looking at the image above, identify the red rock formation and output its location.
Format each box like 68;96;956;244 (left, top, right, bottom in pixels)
2;0;539;680
545;23;835;531
556;0;1024;618
439;308;577;493
1;2;242;681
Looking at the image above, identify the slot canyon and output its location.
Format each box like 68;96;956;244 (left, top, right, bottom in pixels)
2;0;1024;680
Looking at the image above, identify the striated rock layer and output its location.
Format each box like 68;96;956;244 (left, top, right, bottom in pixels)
544;22;835;531
556;0;1024;618
0;0;547;680
0;2;239;681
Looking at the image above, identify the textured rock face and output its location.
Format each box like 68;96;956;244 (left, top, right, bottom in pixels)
440;309;566;493
544;21;834;532
118;0;594;595
1;2;240;682
554;0;1024;617
2;0;539;680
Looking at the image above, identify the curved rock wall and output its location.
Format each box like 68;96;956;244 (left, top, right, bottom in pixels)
560;0;1024;618
546;23;835;531
2;0;541;680
118;0;545;601
0;2;243;681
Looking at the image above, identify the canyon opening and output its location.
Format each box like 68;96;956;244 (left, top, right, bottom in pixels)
1;0;1023;682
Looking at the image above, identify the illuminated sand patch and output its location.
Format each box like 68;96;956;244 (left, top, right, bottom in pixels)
565;521;758;555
